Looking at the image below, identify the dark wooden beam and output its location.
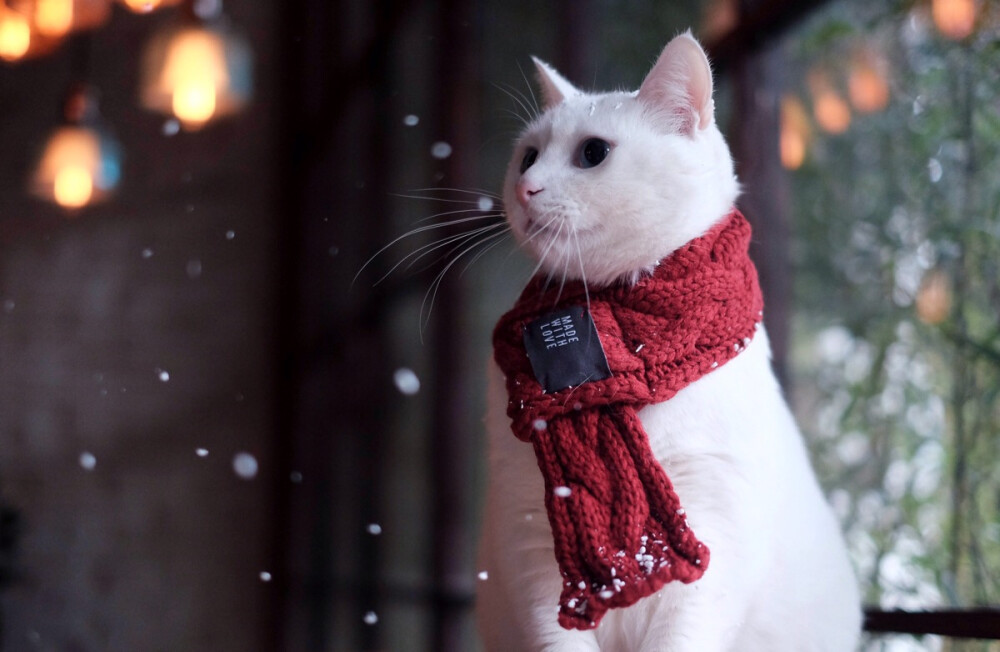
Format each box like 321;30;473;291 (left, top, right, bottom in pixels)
429;0;481;649
864;608;1000;640
704;0;835;70
727;0;793;388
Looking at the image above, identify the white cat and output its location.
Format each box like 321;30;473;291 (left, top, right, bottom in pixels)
476;32;861;651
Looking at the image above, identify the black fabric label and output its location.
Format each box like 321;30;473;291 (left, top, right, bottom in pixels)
522;305;611;393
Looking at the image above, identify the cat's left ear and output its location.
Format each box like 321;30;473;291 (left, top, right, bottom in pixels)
531;56;580;110
637;31;715;135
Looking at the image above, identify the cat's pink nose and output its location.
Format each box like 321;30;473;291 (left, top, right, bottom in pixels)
516;179;543;208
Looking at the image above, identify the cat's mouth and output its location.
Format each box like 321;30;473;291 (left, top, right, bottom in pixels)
525;216;561;237
524;215;593;240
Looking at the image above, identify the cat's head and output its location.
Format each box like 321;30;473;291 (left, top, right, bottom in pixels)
503;32;739;287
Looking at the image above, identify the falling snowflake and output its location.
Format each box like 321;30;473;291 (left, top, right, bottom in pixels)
366;523;382;536
393;368;420;395
79;452;97;471
363;611;378;625
259;571;272;582
232;452;259;480
431;141;453;159
477;196;494;212
403;114;419;127
928;158;943;183
554;486;572;498
195;448;209;457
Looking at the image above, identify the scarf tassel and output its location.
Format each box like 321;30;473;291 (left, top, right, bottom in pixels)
535;406;709;630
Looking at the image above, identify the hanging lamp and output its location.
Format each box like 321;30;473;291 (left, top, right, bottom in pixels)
0;2;30;61
118;0;180;14
9;0;109;40
139;0;252;130
848;47;890;114
808;69;852;135
779;94;810;170
30;84;122;210
931;0;976;40
0;0;68;61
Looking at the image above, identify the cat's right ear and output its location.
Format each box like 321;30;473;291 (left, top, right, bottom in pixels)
637;31;715;135
531;56;579;110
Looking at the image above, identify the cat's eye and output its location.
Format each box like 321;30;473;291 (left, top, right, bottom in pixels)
579;138;611;168
520;147;539;174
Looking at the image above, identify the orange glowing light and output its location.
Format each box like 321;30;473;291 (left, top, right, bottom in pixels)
122;0;157;11
932;0;976;40
848;52;889;113
0;5;30;61
700;0;738;42
120;0;178;13
32;126;102;209
172;78;217;126
53;164;93;208
155;28;228;129
814;91;851;134
916;270;952;324
32;0;72;37
808;70;851;135
780;95;810;170
141;17;252;129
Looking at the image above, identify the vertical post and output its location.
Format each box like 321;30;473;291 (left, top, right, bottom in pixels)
271;0;406;649
557;0;596;84
269;0;311;648
729;2;791;388
430;0;480;649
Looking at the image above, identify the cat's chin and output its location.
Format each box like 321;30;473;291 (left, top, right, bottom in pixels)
533;257;657;289
524;216;563;238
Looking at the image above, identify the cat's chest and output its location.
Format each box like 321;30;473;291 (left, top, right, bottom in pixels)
634;331;780;466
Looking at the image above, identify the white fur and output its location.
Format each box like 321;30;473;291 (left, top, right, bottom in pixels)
503;32;737;288
477;33;861;651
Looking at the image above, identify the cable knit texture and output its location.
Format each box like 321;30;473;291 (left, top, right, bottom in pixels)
492;210;764;630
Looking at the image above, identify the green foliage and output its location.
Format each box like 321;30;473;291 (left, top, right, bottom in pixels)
785;0;1000;620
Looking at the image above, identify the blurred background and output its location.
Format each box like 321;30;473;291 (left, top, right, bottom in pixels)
0;0;998;650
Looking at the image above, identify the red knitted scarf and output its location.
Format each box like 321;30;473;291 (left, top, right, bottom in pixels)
492;210;763;630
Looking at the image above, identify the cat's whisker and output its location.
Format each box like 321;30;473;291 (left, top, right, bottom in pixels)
524;211;566;287
572;229;593;318
405;186;502;199
461;231;513;276
353;212;503;286
501;108;530;126
392;194;489;207
411;207;502;226
554;241;571;307
419;223;512;338
409;222;509;276
544;221;572;307
509;79;540;120
494;82;536;126
374;221;506;286
516;59;541;117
